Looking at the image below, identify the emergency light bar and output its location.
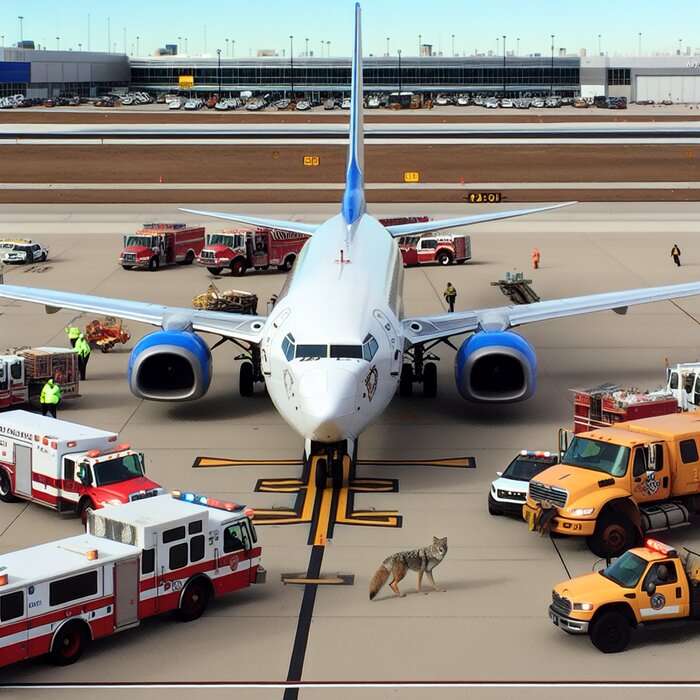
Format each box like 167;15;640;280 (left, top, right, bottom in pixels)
645;538;677;557
171;490;252;517
0;567;7;587
519;450;553;458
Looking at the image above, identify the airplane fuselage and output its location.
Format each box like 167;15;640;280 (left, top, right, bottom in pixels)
261;213;404;444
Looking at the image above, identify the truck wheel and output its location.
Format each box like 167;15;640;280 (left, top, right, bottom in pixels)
589;611;631;653
121;265;133;271
423;362;438;398
399;363;413;397
184;251;195;265
78;499;94;525
207;267;223;275
239;362;254;397
231;259;246;277
50;622;88;666
586;511;636;559
0;469;18;503
278;255;295;272
174;578;210;622
148;256;160;271
437;251;453;266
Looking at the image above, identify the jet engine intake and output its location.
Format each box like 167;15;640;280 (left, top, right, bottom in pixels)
454;331;537;403
128;330;212;401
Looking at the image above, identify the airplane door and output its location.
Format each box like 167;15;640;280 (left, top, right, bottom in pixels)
14;444;32;497
114;558;140;628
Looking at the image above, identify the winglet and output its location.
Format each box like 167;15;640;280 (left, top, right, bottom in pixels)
340;3;366;227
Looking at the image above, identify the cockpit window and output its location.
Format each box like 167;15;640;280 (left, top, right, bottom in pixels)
282;333;295;361
296;344;328;358
362;334;379;362
330;345;362;359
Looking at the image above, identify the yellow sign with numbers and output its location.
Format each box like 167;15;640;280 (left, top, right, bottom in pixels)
404;172;420;182
303;156;320;166
178;75;194;89
466;192;502;203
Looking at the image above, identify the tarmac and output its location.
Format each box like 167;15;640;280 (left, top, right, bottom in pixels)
1;203;700;698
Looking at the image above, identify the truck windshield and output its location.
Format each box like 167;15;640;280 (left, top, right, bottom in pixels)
93;454;144;486
562;437;630;477
124;236;153;247
503;456;556;481
601;551;647;588
208;234;236;246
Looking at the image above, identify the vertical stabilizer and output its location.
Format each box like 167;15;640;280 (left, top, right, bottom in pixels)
341;3;366;227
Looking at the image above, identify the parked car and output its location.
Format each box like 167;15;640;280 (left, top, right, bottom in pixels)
488;450;559;516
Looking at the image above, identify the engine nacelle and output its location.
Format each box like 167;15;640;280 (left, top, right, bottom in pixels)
455;331;537;403
128;330;212;401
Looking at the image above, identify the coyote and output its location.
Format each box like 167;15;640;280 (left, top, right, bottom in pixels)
369;537;448;600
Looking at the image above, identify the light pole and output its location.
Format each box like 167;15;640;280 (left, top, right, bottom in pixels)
18;16;23;45
136;36;139;56
550;34;555;96
397;49;402;104
496;37;499;56
1;36;4;48
185;37;188;54
678;38;683;56
217;48;221;94
502;35;506;96
320;39;324;58
204;25;207;54
78;42;82;52
305;37;309;57
418;34;422;56
327;40;330;57
225;38;229;57
232;40;235;58
451;34;455;57
517;37;520;55
638;32;641;56
178;36;182;54
386;36;390;56
56;36;60;51
598;34;601;55
289;35;294;98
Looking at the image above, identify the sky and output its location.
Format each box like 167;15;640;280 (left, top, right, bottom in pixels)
1;0;698;58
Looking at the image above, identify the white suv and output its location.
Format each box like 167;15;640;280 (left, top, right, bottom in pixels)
2;241;49;264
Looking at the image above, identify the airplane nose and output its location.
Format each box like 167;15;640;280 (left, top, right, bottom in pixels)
298;368;359;441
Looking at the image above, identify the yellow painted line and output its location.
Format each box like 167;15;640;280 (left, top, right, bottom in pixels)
350;485;395;493
194;457;302;468
350;510;399;517
251;509;298;516
359;457;473;468
257;486;305;493
258;479;305;487
282;577;346;585
253;516;309;525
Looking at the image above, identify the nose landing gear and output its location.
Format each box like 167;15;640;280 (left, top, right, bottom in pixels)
309;441;353;491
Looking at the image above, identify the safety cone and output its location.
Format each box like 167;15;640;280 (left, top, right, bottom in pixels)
159;174;163;183
459;176;464;186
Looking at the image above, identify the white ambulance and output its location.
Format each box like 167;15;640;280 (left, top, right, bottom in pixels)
0;491;265;667
0;410;163;520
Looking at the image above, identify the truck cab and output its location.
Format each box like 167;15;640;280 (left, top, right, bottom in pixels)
0;355;27;409
550;538;700;652
664;362;700;411
198;231;247;275
120;232;173;270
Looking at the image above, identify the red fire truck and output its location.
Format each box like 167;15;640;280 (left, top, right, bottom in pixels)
0;491;265;667
397;233;471;267
0;410;164;520
119;223;205;271
197;228;309;276
0;347;79;410
572;384;679;434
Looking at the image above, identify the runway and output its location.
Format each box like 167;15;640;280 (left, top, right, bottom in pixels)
1;203;700;697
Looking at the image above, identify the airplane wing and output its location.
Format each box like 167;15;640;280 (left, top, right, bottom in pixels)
384;202;576;238
180;208;317;236
0;283;266;344
403;279;700;345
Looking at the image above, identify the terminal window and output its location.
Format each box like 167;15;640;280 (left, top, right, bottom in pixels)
607;69;631;86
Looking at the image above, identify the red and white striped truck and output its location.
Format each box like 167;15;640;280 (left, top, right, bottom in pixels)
119;223;205;271
0;491;265;667
0;410;163;521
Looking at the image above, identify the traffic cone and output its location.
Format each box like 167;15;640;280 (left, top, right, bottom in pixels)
459;176;464;186
159;174;163;183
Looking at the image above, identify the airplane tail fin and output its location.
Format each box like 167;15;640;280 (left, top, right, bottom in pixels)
340;3;366;227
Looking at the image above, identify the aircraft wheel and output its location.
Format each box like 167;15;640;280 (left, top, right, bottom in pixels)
423;362;438;398
239;362;254;397
399;363;413;397
315;458;329;490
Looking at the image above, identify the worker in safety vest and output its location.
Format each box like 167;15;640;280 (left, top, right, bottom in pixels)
532;248;540;270
65;324;81;348
74;333;91;380
40;378;62;418
443;282;457;313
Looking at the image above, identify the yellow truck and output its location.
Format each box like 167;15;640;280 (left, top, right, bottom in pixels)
549;538;700;652
523;413;700;558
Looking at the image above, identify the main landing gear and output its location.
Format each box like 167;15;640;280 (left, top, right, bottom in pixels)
399;344;439;398
236;346;265;397
308;439;355;491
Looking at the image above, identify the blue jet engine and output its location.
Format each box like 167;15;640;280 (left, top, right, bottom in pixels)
128;329;212;401
454;331;537;403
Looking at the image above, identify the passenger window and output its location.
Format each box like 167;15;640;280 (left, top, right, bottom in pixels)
163;526;186;544
50;571;98;606
10;361;22;380
680;439;699;464
190;535;205;562
223;523;246;553
642;561;678;589
142;548;155;574
632;448;647;477
169;542;188;570
1;590;24;622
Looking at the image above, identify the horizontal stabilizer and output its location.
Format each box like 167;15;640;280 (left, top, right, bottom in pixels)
385;202;576;238
180;208;317;236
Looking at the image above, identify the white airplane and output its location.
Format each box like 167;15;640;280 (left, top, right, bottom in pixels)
2;4;700;488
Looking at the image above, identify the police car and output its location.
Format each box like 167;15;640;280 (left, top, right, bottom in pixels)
2;241;49;264
488;450;559;516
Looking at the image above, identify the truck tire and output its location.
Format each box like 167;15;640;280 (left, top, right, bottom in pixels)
207;267;223;275
589;610;631;653
50;622;89;666
231;259;246;277
174;578;210;622
239;362;254;397
399;363;413;397
437;251;453;266
184;250;195;265
278;255;295;272
423;362;438;398
148;256;160;271
586;511;636;559
0;469;18;503
78;499;93;525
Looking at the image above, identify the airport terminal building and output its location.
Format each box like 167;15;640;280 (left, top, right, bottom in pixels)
2;48;700;103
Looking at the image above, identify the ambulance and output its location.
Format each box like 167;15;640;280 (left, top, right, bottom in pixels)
0;410;163;520
0;491;265;666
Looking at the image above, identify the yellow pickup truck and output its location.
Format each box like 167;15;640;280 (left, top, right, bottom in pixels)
549;538;700;652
